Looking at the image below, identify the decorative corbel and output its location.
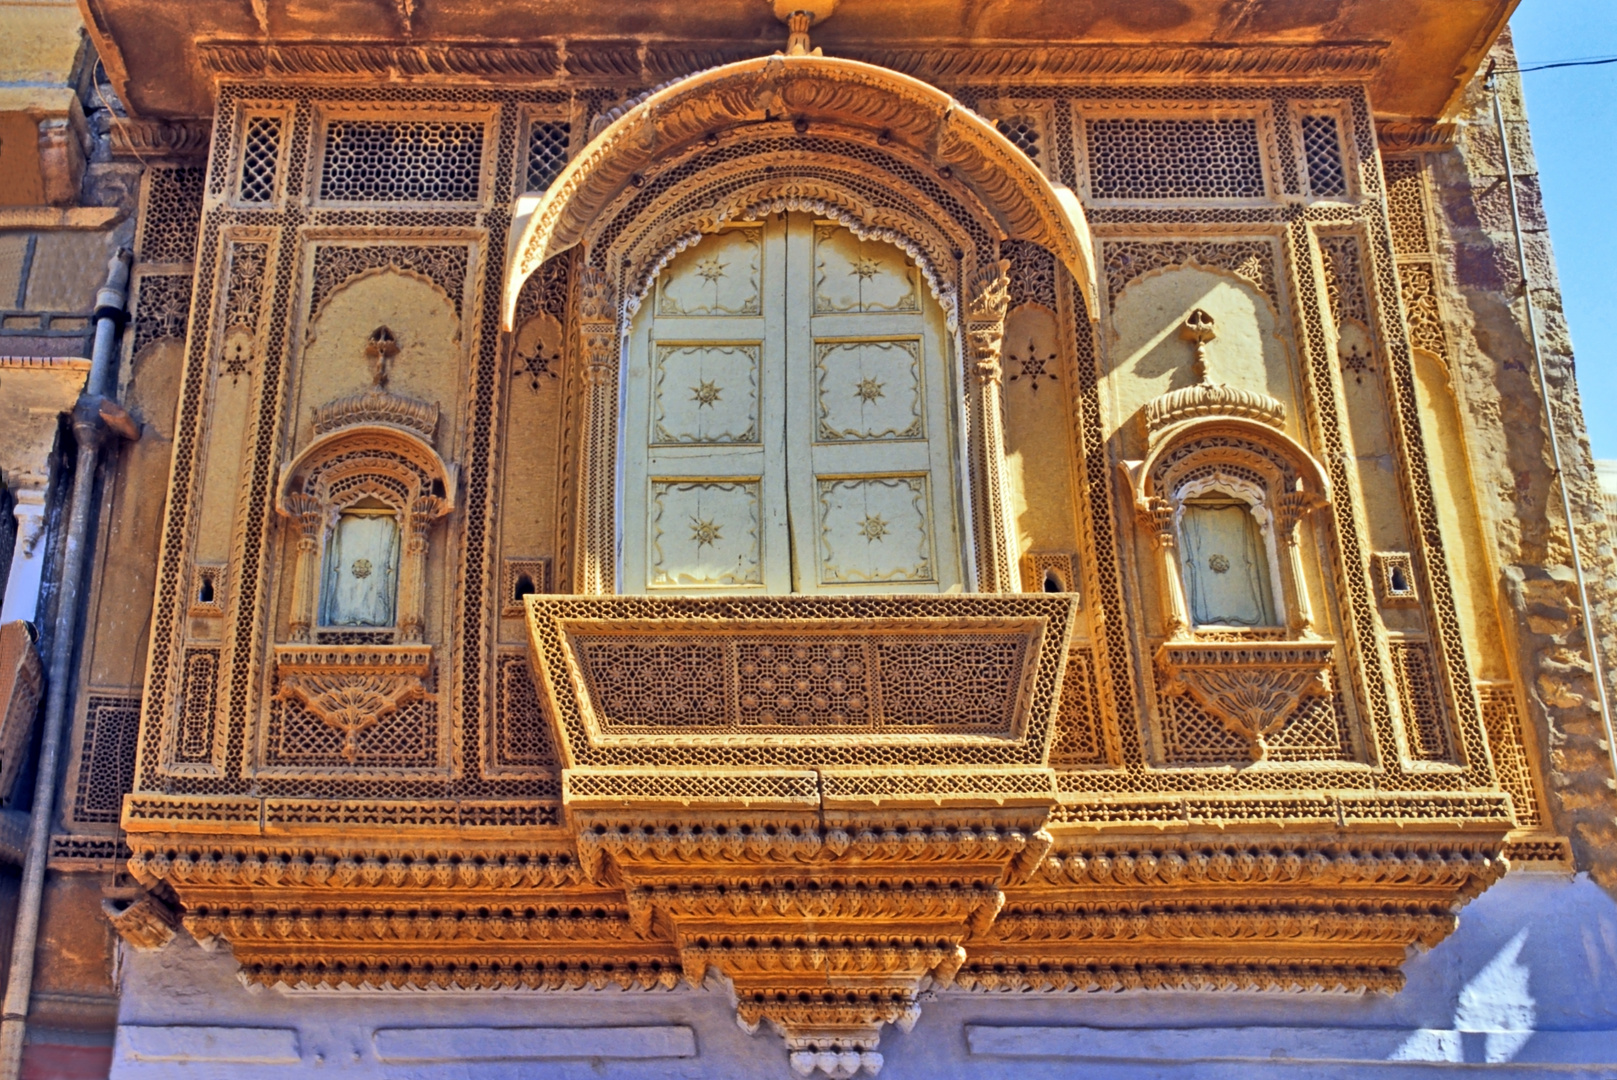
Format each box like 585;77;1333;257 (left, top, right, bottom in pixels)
963;258;1019;592
770;0;839;57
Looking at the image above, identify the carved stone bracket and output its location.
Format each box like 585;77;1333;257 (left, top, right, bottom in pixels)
1156;640;1335;760
103;892;180;951
274;646;432;763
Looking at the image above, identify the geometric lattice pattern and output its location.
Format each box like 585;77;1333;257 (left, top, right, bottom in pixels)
321;119;484;203
135;165;207;264
1301;113;1347;197
1389;638;1453;762
238;115;282;204
571;634;1031;735
1050;647;1106;767
72;693;143;824
995;117;1042;169
1158;681;1355;766
1382;157;1431;255
1477;683;1541;828
264;690;439;771
1086;117;1265;199
526;120;571;192
493;652;559;771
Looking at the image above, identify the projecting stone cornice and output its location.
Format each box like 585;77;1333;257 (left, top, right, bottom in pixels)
191;38;1389;86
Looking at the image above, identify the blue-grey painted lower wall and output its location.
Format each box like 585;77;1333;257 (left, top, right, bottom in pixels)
110;869;1617;1079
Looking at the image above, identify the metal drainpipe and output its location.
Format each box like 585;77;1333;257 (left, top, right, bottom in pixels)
0;250;133;1080
1486;73;1617;783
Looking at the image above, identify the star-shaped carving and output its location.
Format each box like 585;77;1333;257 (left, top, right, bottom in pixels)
695;257;728;283
1008;337;1059;391
1341;342;1374;382
691;380;723;408
517;343;561;391
854;376;885;403
857;514;889;542
690;517;723;549
849;255;884;280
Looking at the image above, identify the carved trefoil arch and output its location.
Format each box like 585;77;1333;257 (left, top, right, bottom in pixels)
503;52;1100;595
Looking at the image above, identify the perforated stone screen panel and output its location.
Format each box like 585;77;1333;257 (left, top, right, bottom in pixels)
319;119;485;203
1085;117;1265;200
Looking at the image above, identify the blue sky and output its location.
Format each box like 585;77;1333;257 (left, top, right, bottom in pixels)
1509;1;1617;458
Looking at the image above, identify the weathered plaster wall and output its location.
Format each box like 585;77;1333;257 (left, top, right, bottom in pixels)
1426;31;1617;885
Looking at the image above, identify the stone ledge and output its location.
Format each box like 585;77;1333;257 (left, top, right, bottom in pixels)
115;1025;300;1064
372;1025;696;1063
964;1024;1617;1067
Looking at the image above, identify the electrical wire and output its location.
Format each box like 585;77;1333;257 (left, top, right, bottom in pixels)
1499;54;1617;74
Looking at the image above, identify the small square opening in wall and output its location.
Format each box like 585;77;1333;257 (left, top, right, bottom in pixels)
1372;552;1418;606
1021;551;1080;597
189;565;226;616
502;558;554;616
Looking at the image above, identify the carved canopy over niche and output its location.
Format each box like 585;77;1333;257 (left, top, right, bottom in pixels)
502;53;1099;330
501;53;1102;597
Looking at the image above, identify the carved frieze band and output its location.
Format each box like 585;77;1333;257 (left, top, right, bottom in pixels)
198;42;1386;85
1103;239;1278;306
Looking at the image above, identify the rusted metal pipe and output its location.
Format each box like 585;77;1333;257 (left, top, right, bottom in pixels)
0;249;132;1080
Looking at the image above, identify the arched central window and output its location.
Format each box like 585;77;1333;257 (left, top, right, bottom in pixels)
621;213;965;593
1178;489;1278;629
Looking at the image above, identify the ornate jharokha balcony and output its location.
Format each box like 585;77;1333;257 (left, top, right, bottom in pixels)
121;593;1512;1074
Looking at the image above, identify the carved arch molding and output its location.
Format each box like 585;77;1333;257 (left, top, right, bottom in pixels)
503;53;1100;595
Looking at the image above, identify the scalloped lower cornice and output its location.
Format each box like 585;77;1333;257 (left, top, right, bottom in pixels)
195;38;1388;86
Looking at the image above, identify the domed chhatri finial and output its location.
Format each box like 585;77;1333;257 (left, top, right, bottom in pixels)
770;0;839;56
1179;307;1217;384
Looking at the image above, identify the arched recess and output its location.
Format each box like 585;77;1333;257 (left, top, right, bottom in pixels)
500;53;1100;595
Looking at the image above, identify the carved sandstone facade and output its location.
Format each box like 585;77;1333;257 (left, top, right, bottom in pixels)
7;0;1614;1076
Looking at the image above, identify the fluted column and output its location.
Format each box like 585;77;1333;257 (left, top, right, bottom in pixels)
962;258;1020;593
1275;488;1317;638
399;496;448;643
283;494;324;642
1140;496;1192;640
573;265;619;595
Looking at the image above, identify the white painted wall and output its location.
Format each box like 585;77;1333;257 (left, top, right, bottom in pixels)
111;869;1617;1079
